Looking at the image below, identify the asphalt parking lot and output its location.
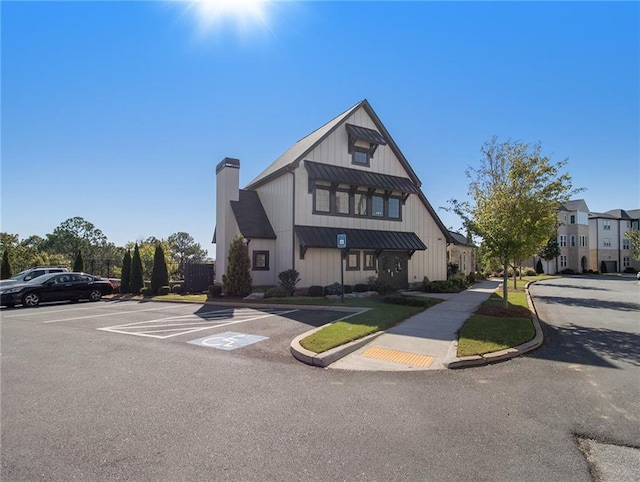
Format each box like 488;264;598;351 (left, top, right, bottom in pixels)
0;299;346;364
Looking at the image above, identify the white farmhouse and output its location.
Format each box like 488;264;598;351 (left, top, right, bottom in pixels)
214;99;452;290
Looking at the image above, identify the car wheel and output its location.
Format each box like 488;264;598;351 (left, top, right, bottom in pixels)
22;292;40;307
89;289;102;302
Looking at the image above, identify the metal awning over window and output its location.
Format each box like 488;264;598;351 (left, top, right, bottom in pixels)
295;225;426;259
346;124;387;156
305;160;419;195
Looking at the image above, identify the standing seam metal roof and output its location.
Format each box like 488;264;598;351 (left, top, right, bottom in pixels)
295;225;427;251
305;160;419;194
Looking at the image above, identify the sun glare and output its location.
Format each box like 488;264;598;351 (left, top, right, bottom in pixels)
177;0;272;37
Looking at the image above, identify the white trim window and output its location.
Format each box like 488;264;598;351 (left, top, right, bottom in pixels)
623;256;630;268
570;235;576;247
559;235;567;247
603;220;611;230
560;255;567;268
623;238;630;250
603;238;611;247
580;235;587;247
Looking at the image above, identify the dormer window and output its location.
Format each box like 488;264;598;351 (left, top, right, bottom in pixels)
353;147;370;166
346;123;387;167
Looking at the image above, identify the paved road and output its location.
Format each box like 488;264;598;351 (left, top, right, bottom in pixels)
1;278;638;481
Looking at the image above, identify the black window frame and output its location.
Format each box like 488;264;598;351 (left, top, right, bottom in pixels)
252;251;270;271
314;186;331;213
334;189;351;215
346;250;361;271
352;147;370;167
363;251;376;271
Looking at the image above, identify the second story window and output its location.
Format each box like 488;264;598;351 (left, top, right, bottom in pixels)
372;195;384;217
570;235;576;247
603;238;611;247
604;220;611;230
315;188;330;212
388;198;400;219
354;193;368;216
570;215;576;224
335;191;349;214
623;238;630;250
559;235;567;247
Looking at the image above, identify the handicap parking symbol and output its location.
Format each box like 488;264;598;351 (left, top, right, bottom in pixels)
188;331;269;351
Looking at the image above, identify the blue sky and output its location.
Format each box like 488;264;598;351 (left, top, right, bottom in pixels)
2;1;638;258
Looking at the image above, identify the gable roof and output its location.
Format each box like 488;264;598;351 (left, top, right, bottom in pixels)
448;231;475;247
560;199;589;212
230;190;276;240
245;99;452;243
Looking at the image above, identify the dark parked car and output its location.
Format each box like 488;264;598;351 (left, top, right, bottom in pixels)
0;272;113;308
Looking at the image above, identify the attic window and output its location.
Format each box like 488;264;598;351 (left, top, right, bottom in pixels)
346;124;387;166
353;148;369;166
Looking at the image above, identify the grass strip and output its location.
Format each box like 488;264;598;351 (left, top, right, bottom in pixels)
299;297;441;354
456;276;543;357
457;315;534;357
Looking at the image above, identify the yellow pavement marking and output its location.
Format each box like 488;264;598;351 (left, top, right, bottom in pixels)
362;346;434;367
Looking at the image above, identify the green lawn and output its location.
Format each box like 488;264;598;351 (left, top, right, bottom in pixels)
299;297;440;354
456;279;540;357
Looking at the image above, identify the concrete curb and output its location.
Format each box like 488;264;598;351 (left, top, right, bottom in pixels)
444;280;544;369
290;327;382;368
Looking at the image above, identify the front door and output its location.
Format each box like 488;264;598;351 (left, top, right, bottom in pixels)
378;252;409;290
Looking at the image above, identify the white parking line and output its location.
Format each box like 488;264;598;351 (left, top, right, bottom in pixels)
42;304;194;324
98;309;298;339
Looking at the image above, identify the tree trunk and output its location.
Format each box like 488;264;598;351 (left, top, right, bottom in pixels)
503;263;509;309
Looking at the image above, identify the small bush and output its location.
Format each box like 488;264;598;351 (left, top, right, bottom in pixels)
354;283;369;293
172;284;183;294
560;268;575;275
208;284;223;298
264;286;289;298
536;259;544;274
344;284;353;294
141;287;153;297
466;272;476;284
324;283;343;296
523;268;537;276
278;269;301;296
308;285;324;297
366;275;395;295
157;286;171;295
623;267;637;274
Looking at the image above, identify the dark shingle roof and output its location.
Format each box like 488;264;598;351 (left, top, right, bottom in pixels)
230;190;277;239
295;225;426;251
448;231;475;247
305;160;419;194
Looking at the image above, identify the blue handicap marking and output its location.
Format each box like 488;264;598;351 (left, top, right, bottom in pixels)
188;331;269;351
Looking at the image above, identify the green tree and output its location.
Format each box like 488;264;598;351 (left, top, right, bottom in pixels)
150;244;169;294
222;235;252;297
449;137;580;307
536;258;544;275
167;232;207;278
1;249;13;279
625;230;640;261
44;217;107;268
121;250;132;294
73;249;84;272
130;244;144;295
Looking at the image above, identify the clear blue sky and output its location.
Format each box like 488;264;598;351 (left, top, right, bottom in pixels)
2;1;638;258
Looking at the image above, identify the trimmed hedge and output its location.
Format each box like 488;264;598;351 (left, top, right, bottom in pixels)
208;284;223;298
308;285;324;297
264;286;289;298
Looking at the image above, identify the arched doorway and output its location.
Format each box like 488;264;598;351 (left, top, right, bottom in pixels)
581;256;588;273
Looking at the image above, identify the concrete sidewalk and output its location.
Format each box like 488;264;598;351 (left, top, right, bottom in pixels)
328;279;502;371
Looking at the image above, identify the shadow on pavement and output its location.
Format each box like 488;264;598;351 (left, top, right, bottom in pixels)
532;322;640;368
533;295;640;312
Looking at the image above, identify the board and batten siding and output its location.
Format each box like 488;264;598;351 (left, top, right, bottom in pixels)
290;105;447;286
255;173;295;281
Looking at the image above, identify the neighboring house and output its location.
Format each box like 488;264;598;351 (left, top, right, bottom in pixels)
556;199;591;273
539;199;640;274
447;232;476;276
589;208;640;273
214;99;453;290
